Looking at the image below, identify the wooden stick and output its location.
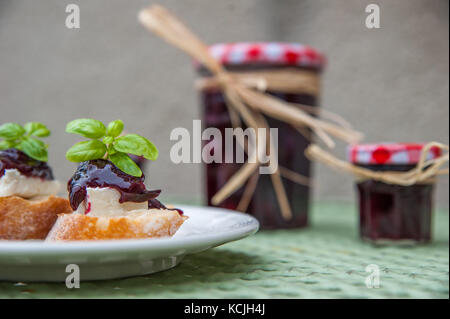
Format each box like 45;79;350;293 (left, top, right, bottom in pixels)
211;161;260;205
235;86;362;145
280;166;311;186
237;173;260;212
256;114;293;220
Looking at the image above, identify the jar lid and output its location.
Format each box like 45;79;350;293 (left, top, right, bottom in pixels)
348;143;442;165
204;42;326;69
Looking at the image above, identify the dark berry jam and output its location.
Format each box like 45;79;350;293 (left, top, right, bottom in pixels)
356;164;434;244
0;148;54;180
149;198;183;215
197;65;319;230
67;159;161;211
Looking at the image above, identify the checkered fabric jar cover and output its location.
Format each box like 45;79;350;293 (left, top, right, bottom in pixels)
204;42;326;69
348;143;442;165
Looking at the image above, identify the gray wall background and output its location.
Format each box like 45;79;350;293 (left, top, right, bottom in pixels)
0;0;448;207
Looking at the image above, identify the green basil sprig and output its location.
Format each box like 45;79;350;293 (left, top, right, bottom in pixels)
65;119;158;177
0;122;50;162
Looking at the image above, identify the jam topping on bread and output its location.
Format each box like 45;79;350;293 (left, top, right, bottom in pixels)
67;159;161;211
0;148;54;180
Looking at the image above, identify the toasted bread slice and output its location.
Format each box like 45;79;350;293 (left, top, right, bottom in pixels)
0;195;73;240
46;210;188;241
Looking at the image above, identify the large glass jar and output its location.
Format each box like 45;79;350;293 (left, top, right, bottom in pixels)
348;143;441;244
196;43;325;229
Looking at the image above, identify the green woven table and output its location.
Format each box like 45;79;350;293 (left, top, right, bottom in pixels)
0;202;448;299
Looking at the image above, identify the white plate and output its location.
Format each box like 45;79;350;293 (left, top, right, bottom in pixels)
0;205;259;282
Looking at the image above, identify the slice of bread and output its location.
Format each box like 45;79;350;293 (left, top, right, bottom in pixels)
46;210;188;241
0;195;73;240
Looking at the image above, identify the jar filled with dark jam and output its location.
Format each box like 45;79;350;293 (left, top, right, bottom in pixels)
196;43;325;229
348;143;442;244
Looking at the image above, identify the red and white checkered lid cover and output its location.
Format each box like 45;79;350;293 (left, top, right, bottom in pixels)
348;143;442;165
205;42;326;69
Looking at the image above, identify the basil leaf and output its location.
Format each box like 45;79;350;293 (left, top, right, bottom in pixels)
107;120;124;138
66;119;106;139
103;136;114;145
66;140;107;162
0;140;15;150
25;137;47;149
114;134;158;160
17;137;48;162
109;152;142;177
24;122;51;137
0;123;25;139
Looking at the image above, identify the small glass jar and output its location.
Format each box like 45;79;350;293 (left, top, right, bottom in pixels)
348;143;441;244
196;42;325;229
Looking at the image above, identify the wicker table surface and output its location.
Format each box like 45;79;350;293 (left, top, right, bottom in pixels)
0;202;448;299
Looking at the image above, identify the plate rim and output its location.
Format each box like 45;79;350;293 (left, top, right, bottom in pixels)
0;204;259;256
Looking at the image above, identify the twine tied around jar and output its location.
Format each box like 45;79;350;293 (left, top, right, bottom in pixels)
138;5;363;220
305;142;449;185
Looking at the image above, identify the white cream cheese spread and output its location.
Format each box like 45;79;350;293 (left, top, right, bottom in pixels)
0;169;61;198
